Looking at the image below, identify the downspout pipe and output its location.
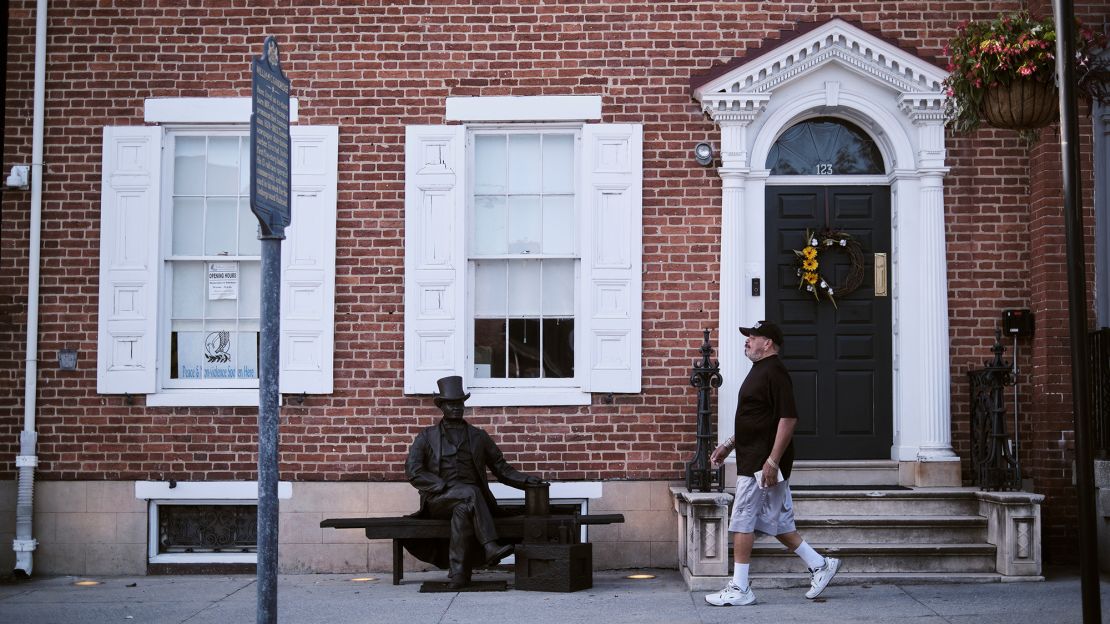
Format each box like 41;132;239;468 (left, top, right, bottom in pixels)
13;0;48;578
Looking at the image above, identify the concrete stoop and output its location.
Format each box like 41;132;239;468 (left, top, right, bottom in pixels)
673;466;1044;591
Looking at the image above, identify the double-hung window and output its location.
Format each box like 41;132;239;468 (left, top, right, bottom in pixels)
403;96;643;406
164;130;261;389
96;99;338;406
470;129;578;385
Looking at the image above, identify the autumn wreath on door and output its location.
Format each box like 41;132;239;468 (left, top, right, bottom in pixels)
793;229;865;307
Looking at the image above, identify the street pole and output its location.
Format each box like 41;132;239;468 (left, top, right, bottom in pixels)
256;234;281;623
1050;1;1100;621
250;36;291;624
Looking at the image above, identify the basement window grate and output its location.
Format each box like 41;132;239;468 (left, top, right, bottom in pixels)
158;504;257;554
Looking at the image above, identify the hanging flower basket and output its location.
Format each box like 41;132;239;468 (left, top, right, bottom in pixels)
942;12;1109;137
980;78;1058;130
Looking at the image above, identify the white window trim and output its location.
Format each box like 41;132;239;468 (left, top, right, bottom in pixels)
137;481;292;565
158;127;261;396
145;97;299;124
145;389;260;407
447;95;601;122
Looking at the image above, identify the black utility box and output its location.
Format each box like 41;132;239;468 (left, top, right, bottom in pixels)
1002;309;1035;337
513;543;592;592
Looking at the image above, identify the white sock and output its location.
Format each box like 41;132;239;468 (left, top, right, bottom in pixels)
732;562;750;589
794;541;826;569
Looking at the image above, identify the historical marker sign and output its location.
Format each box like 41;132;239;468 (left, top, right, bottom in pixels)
251;36;292;237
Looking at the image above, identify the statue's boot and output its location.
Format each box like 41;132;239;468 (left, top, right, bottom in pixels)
483;542;512;566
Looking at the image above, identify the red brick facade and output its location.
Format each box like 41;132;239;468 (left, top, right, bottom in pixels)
1;1;1106;562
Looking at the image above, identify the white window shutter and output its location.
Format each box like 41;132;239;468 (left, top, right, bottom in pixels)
580;124;643;393
97;126;163;394
279;126;339;394
403;125;467;394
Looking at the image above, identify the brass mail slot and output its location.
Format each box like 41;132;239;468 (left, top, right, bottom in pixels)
874;253;888;297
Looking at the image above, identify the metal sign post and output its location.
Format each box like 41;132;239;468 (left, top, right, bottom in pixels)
249;35;291;624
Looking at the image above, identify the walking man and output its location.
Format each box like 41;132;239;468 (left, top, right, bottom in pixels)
705;321;841;606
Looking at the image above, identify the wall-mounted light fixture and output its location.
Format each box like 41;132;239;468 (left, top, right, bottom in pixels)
693;142;714;166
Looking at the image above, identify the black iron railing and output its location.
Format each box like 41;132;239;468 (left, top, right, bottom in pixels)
686;329;725;492
967;328;1021;491
1091;328;1110;459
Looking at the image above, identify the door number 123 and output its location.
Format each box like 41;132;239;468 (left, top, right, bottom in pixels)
815;163;834;175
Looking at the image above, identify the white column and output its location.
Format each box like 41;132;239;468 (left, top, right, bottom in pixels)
899;106;957;462
713;117;757;445
915;170;957;460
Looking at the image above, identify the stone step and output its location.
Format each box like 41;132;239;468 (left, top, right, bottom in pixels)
685;571;1033;592
789;488;981;516
788;460;901;486
753;515;988;544
745;542;997;573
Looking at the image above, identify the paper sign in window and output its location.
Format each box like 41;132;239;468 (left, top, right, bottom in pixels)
207;262;239;300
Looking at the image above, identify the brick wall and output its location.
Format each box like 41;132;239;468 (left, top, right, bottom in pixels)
1;0;1106;562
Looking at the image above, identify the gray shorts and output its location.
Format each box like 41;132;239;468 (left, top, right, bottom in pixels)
728;476;797;535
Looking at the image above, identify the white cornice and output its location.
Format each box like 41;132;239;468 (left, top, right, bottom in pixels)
693;19;946;113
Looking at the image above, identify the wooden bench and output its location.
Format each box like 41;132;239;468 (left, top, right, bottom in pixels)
321;513;624;585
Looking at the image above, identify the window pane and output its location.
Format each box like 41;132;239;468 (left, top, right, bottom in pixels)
171;331;204;379
201;328;236;379
508;134;541;194
508;260;541;316
474;260;507;317
542;195;574;254
205;197;238;255
236;332;259;379
206;284;237;319
473;195;507;255
474;135;507;195
172;197;204;256
767;117;884;175
207;136;240;195
238;199;260;256
171;261;204;319
173;136;206;195
542;134;574;194
542;259;574;316
542;318;574;378
239;138;250;195
474;319;506;379
239;261;261;319
508;195;541;254
508;318;541;378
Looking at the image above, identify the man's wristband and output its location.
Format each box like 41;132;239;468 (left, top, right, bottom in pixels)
722;435;735;451
765;457;778;469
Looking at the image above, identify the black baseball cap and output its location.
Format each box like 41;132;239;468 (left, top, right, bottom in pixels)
739;320;784;346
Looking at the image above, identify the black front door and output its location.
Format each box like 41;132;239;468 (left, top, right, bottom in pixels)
765;186;892;459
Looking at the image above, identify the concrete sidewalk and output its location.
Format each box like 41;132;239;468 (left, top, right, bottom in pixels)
0;567;1106;624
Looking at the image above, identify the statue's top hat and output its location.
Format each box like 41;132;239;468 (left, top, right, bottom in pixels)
433;375;470;404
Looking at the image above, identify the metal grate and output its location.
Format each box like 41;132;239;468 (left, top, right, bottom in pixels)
1091;328;1110;458
158;505;257;554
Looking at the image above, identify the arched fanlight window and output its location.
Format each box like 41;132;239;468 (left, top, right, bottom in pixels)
767;117;884;175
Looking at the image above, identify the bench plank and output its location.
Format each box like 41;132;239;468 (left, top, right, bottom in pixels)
321;513;624;585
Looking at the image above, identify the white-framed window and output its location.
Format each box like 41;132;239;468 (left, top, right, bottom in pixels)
469;127;579;387
97;99;338;406
403;96;643;406
162;129;261;390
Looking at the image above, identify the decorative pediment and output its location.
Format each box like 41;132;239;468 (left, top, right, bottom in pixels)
692;19;947;121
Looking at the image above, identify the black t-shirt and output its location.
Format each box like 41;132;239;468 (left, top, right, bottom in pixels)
733;355;798;478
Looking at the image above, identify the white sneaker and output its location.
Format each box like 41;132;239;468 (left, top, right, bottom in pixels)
704;580;757;606
805;556;841;599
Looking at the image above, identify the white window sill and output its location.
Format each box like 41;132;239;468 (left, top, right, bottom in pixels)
466;388;592;407
145;390;258;407
136;481;293;500
149;553;256;564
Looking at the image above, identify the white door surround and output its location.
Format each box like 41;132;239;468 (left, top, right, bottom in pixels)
692;19;958;474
